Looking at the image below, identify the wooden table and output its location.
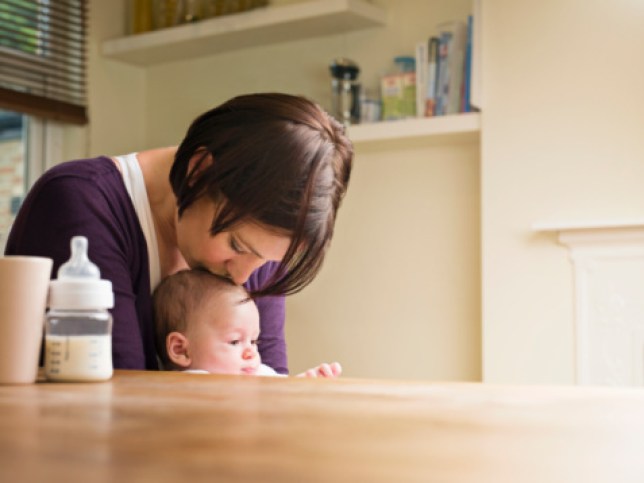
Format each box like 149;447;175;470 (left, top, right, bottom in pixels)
1;370;644;482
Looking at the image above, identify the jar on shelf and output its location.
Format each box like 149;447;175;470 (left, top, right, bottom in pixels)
329;57;361;126
131;0;153;34
152;0;202;29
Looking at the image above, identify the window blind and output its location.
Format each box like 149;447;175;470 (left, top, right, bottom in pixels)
0;0;87;125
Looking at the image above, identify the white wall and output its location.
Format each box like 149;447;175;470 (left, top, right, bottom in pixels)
481;0;644;383
90;0;480;381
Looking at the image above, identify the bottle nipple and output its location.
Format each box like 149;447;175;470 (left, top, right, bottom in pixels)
58;236;101;279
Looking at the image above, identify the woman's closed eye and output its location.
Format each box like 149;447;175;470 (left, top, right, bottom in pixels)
229;236;245;254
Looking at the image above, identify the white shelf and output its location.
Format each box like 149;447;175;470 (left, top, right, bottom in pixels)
347;113;481;145
102;0;386;66
532;219;644;232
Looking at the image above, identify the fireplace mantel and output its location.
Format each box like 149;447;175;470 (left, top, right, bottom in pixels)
534;219;644;386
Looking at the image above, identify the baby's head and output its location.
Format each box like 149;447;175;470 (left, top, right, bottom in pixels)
153;269;261;374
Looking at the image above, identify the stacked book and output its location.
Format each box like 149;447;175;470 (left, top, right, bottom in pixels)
415;15;475;117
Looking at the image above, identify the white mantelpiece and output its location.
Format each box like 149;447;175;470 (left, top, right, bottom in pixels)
534;220;644;387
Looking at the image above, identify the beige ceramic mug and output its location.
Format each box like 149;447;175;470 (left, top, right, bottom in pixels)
0;256;53;384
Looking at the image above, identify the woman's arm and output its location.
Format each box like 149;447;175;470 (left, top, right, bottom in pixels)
254;293;287;374
245;261;288;374
6;160;154;369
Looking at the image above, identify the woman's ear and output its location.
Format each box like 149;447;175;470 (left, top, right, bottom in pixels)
166;331;192;369
187;150;214;182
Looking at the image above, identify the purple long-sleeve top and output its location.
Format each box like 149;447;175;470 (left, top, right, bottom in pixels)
5;156;288;373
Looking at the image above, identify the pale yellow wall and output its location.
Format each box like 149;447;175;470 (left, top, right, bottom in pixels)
59;0;146;159
481;0;644;383
90;0;481;380
86;0;147;156
287;139;480;380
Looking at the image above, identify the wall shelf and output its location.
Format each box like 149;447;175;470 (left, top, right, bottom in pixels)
102;0;386;66
347;113;481;145
532;219;644;233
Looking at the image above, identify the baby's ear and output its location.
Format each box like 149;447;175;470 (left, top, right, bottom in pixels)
166;332;191;368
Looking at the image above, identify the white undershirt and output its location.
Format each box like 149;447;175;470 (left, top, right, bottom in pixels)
113;153;161;291
183;364;284;377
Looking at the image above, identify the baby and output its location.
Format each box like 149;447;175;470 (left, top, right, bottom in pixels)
153;269;341;378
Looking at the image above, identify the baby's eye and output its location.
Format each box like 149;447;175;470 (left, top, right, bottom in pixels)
251;339;259;346
229;340;240;346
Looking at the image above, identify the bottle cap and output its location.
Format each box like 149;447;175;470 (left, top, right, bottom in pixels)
394;56;416;72
48;236;114;310
329;58;360;80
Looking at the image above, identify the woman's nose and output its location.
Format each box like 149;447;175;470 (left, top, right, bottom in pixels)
228;257;265;285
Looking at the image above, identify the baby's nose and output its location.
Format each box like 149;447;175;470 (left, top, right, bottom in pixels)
242;346;256;360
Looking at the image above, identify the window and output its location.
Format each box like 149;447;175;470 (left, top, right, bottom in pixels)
0;110;27;246
0;110;59;251
0;0;88;124
0;1;86;250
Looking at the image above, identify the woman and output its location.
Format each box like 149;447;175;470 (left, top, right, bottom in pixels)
5;93;353;374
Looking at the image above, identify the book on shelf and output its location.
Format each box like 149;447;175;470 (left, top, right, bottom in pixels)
415;40;427;118
416;37;440;118
434;29;450;116
425;36;440;116
435;20;467;116
413;16;475;118
462;14;474;113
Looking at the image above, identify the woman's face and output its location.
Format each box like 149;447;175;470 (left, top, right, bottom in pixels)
175;197;291;285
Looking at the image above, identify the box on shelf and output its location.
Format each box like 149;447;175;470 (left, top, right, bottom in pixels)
380;56;416;121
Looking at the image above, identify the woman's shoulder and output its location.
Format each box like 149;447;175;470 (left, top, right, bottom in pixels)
31;156;126;204
245;261;282;293
42;156;117;181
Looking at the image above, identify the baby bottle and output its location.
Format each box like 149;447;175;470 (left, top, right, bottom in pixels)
45;236;114;382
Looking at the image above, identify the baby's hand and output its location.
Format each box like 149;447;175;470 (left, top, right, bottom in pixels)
297;362;342;378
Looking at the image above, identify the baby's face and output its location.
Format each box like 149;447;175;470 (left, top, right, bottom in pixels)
187;291;262;375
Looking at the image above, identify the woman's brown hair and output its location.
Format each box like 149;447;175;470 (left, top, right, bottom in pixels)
169;93;353;297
